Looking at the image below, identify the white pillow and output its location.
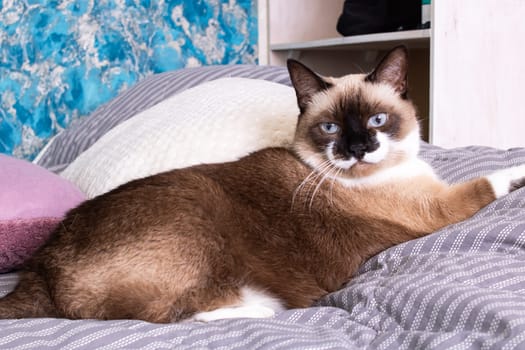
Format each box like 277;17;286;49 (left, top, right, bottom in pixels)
61;78;299;198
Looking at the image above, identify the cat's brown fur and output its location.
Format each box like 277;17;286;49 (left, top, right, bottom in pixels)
1;46;523;323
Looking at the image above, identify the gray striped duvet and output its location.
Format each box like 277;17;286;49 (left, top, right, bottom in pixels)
2;142;525;349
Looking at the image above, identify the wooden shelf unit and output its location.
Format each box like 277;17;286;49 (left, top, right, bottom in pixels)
258;0;525;149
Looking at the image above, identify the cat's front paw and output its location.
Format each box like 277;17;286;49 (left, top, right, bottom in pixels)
184;305;277;323
486;164;525;198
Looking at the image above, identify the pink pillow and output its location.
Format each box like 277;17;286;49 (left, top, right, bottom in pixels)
0;154;85;272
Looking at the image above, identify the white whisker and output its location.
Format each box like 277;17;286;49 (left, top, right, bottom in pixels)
329;168;343;206
308;163;339;211
291;159;333;211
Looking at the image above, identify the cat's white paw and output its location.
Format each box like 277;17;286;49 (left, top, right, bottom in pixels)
183;286;284;323
486;164;525;198
189;305;277;323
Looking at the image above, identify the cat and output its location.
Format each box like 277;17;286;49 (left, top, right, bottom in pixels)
1;46;525;323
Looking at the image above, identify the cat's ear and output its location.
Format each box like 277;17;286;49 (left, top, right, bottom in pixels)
287;59;331;113
366;46;408;96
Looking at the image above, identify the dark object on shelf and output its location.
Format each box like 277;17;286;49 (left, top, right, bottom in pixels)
337;0;422;36
421;21;431;29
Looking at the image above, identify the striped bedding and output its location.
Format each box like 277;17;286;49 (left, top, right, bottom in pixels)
2;66;525;349
2;143;525;349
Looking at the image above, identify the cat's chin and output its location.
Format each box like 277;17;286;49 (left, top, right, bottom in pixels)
332;158;381;172
326;159;381;181
353;160;377;169
344;161;379;176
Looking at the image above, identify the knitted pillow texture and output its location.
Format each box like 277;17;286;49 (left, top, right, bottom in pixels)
61;78;299;198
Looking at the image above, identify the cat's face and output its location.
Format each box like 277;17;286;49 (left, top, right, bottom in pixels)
287;46;420;182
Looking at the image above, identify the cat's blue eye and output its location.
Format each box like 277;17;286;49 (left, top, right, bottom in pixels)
368;113;388;128
319;122;341;134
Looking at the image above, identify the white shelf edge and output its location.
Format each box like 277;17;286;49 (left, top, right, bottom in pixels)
271;29;431;51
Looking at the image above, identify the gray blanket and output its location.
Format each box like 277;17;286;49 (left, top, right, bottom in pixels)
2;142;525;349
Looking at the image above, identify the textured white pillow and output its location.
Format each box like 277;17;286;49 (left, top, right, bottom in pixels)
61;78;299;198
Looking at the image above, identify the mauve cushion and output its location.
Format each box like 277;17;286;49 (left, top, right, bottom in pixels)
0;154;85;272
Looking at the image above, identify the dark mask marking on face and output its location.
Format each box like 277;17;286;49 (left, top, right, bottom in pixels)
331;93;380;160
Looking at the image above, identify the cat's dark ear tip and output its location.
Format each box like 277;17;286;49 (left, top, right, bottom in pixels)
392;44;408;53
286;59;304;72
390;45;409;60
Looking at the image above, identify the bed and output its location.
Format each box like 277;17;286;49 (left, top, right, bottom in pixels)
2;65;525;349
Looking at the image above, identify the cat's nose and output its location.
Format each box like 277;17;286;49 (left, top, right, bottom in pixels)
348;144;366;159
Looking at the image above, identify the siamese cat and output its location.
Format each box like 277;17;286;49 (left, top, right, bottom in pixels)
1;46;524;323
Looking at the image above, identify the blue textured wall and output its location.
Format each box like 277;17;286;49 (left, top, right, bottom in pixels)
0;0;258;159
